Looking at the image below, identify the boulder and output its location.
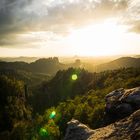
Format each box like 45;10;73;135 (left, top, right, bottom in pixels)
64;119;95;140
116;103;133;117
120;87;140;106
64;109;140;140
105;87;140;117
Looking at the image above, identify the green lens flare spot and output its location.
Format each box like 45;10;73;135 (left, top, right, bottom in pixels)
72;74;78;81
49;111;56;119
39;128;48;137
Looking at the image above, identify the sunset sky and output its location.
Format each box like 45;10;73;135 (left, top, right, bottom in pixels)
0;0;140;57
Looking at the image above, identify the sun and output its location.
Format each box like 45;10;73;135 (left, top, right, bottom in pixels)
66;19;127;56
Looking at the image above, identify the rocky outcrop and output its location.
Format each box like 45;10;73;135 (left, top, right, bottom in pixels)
64;119;95;140
64;87;140;140
105;87;140;118
64;109;140;140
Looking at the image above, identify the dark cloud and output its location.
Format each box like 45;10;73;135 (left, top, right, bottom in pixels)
0;0;137;47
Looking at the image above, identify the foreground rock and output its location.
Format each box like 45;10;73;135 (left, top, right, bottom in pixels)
64;119;94;140
64;109;140;140
105;87;140;118
64;87;140;140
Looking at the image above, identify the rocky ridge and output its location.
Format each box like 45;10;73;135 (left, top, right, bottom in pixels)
64;87;140;140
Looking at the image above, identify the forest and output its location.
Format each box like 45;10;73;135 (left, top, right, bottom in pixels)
0;58;140;139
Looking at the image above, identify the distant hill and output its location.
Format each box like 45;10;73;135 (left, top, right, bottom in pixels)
95;57;140;72
0;57;81;75
0;57;39;63
134;55;140;58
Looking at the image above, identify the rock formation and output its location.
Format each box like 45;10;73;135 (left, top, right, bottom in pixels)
64;87;140;140
65;109;140;140
105;87;140;118
64;119;95;140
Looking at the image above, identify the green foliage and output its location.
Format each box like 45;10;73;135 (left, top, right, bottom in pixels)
1;67;140;139
55;90;106;136
10;122;33;140
88;103;105;128
39;128;48;137
0;69;51;87
42;120;60;140
43;108;61;124
0;75;32;132
29;108;61;140
32;67;140;114
31;67;140;138
31;68;94;113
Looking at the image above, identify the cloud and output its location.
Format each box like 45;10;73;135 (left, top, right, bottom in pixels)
0;0;136;47
122;0;140;33
128;21;140;33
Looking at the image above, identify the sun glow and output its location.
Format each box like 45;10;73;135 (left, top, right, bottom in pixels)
66;19;128;56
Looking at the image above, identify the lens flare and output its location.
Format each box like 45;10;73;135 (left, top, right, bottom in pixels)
72;74;78;80
49;111;56;119
39;128;48;137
